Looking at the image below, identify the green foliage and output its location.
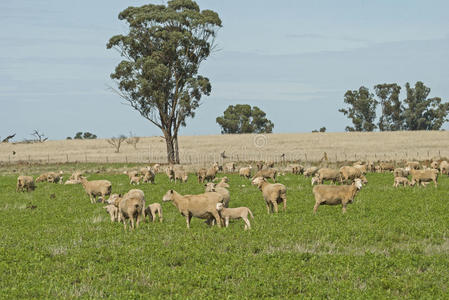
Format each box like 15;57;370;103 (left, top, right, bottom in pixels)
74;132;83;139
73;132;97;140
402;81;449;130
2;170;449;298
375;83;403;131
339;86;378;131
216;104;274;134
107;0;222;163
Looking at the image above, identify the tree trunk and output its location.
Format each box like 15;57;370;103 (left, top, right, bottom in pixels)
163;132;176;164
174;134;180;164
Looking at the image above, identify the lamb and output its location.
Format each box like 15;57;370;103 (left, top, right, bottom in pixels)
118;189;145;230
430;161;439;170
410;169;438;188
16;175;35;192
312;179;363;214
339;166;368;184
252;168;277;183
144;203;163;223
125;170;139;181
204;182;230;208
225;162;236;173
152;164;160;173
174;169;188;183
216;202;254;230
239;166;252;179
215;177;230;188
251;177;287;214
303;166;319;177
162;189;223;228
439;161;449;175
103;204;119;222
393;168;410;178
130;175;142;185
142;169;155;184
165;166;175;182
291;164;304;175
67;171;83;184
205;165;219;182
80;177;112;203
407;161;420;170
312;168;340;185
196;168;207;183
393;176;411;187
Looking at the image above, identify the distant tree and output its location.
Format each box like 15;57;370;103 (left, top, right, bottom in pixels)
374;83;403;131
107;135;126;153
31;130;48;143
74;132;83;139
126;132;140;150
82;132;97;139
339;86;378;132
216;104;274;134
107;0;221;164
66;137;72;140
402;81;449;130
319;127;326;132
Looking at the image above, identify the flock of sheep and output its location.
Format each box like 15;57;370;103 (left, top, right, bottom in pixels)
15;158;448;230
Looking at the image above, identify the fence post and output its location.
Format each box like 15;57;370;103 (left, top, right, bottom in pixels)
66;154;69;163
85;154;87;163
106;156;109;163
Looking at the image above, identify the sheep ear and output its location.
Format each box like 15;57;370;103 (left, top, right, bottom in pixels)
170;189;173;193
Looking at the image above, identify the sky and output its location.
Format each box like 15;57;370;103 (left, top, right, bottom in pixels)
1;0;449;140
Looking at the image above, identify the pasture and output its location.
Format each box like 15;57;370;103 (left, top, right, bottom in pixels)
1;168;449;298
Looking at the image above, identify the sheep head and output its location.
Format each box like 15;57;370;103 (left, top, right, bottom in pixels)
204;182;216;192
311;176;319;186
162;190;175;202
353;179;363;190
216;202;224;211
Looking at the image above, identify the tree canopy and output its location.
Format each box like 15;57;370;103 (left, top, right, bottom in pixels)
107;0;221;163
339;86;378;132
216;104;274;134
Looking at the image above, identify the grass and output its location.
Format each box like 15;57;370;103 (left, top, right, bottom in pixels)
1;170;449;298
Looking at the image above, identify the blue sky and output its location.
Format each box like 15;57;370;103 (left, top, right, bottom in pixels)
1;0;449;140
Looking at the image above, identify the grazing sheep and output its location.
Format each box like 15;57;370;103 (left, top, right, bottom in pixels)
162;189;223;228
64;179;82;185
393;176;411;187
174;170;188;183
205;165;219;182
165;166;175;182
339;166;368;184
353;164;367;174
239;166;252;179
142;169;155;184
103;204;119;222
16;175;35;192
35;171;63;184
252;168;277;183
216;202;254;230
225;162;236;173
407;161;420;170
439;161;449;175
215;177;230;188
312;179;363;214
265;161;275;168
377;162;395;172
394;168;410;178
204;182;230;208
69;171;83;181
314;168;341;184
130;175;142;185
410;169;438;188
196;168;207;183
291;164;304;175
303;166;319;177
144;203;163;223
152;164;160;173
119;189;145;230
80;177;112;203
125;170;139;181
256;161;264;171
251;177;287;214
430;161;439;170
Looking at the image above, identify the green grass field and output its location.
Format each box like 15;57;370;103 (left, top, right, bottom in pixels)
1;170;449;299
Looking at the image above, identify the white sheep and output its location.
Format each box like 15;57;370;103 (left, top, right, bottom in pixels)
239;166;252;179
312;179;363;214
144;203;163;223
80;177;112;203
16;175;35;192
119;189;146;230
251;177;287;214
216;202;254;230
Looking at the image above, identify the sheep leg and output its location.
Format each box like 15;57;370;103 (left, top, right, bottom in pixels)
243;218;251;230
225;217;229;228
272;201;279;213
158;209;163;223
151;211;156;222
185;214;191;229
212;211;222;228
266;202;271;214
313;202;320;214
342;203;347;214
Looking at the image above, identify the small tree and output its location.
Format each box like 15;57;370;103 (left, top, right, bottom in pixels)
74;132;83;139
339;86;378;132
83;132;97;139
31;130;48;143
126;132;140;150
107;135;126;153
216;104;274;134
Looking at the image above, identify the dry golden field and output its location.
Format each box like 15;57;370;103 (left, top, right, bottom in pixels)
1;131;448;166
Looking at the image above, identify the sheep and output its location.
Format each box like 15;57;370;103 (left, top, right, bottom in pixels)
239;166;252;179
64;179;82;185
174;169;188;183
130;175;142;185
103;204;119;222
430;161;439;170
312;179;363;214
152;164;161;173
291;164;304;175
204;182;230;208
118;189;145;230
68;171;83;183
125;170;139;181
377;162;395;172
252;168;277;183
162;189;223;228
303;166;319;177
410;169;438;188
256;161;264;171
313;168;341;185
142;169;155;184
216;202;254;230
165;166;175;182
439;161;449;175
265;161;275;168
225;162;236;173
407;161;420;170
35;171;63;184
205;165;219;182
339;166;368;184
16;175;35;192
196;168;207;183
251;177;287;214
393;176;411;187
80;177;112;203
215;177;230;188
393;167;410;178
144;203;163;223
353;164;367;174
